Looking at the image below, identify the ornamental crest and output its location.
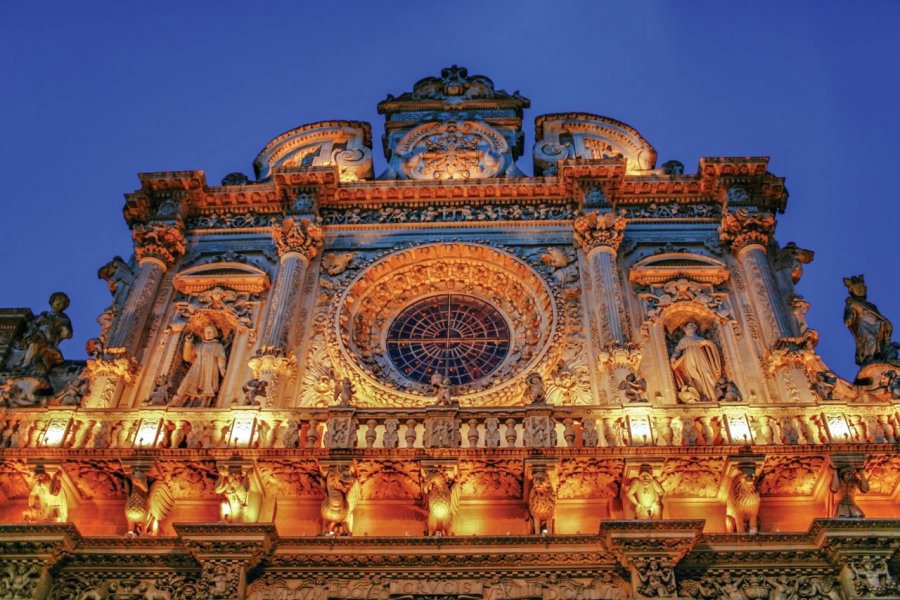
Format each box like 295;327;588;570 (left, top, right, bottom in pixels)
390;121;519;180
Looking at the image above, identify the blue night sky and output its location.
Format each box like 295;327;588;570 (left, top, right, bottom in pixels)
0;2;897;381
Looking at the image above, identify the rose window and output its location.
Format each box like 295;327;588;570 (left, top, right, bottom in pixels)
386;294;511;386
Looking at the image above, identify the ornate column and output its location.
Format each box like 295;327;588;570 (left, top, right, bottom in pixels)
719;209;791;346
250;218;323;403
573;210;629;347
84;223;184;407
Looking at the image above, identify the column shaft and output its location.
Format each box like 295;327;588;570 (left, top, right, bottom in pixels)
107;258;166;355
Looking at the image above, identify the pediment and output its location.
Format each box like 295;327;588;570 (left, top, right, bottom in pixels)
174;262;270;295
628;253;729;286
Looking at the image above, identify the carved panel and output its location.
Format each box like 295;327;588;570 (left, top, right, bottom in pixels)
757;456;825;497
257;460;324;499
660;457;725;498
355;460;421;500
557;458;624;499
458;459;523;498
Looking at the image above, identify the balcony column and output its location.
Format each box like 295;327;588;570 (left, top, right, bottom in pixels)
249;217;323;405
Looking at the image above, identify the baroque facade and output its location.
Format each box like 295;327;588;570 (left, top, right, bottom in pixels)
0;66;899;599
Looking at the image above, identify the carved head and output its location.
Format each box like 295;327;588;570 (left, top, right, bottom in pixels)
683;322;698;335
49;292;70;312
202;324;219;341
843;275;867;299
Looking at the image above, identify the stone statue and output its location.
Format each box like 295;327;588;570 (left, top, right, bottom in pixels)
625;464;664;520
124;467;174;536
524;372;547;405
20;292;72;374
725;467;760;534
635;559;675;598
715;378;743;403
175;324;227;407
431;373;454;406
670;322;722;403
22;467;67;523
240;377;267;406
338;377;354;407
96;256;133;343
422;469;460;537
215;465;261;523
775;241;814;284
830;465;869;518
53;374;90;407
527;470;556;534
843;275;898;366
618;373;647;403
145;375;170;406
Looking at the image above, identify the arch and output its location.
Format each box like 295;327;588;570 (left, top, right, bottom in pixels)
629;252;729;286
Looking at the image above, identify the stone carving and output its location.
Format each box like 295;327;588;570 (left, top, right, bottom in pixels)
715;378;743;403
523;415;555;448
660;457;724;497
718;208;776;251
174;324;227;407
124;466;174;536
845;556;899;597
22;466;66;523
623;202;719;220
144;374;170;406
680;572;842;600
132;222;186;266
424;415;461;448
15;292;72;376
322;202;576;225
457;460;522;499
524;372;547;405
618;372;648;402
725;466;760;534
422;468;460;536
0;561;43;600
572;210;627;253
831;463;869;518
527;470;557;534
51;372;91;407
239;377;267;406
96;256;134;343
320;464;359;535
775;241;814;284
843;275;898;366
626;464;665;519
186;211;277;230
758;456;824;496
635;559;676;598
215;464;262;523
272;217;324;260
670;322;722;403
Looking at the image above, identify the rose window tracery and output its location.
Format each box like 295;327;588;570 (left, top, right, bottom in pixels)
387;294;511;386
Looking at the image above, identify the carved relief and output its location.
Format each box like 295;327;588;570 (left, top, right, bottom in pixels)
557;458;623;499
257;460;323;498
660;457;724;498
757;456;825;496
458;460;522;498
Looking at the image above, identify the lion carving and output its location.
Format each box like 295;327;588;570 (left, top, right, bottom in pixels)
725;467;760;534
422;469;460;537
527;470;557;534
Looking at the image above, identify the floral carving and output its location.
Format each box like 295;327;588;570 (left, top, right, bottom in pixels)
458;460;522;498
757;456;825;496
718;208;776;252
557;458;623;499
660;457;724;498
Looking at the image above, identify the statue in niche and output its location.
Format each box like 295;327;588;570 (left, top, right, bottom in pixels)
625;464;664;520
22;466;67;523
422;468;461;537
19;292;72;375
725;467;760;534
670;322;722;403
174;324;227;408
831;465;869;519
843;275;898;366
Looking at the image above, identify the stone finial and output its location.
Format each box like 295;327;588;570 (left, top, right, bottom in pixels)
271;217;324;261
572;210;626;253
718;208;775;252
132;223;186;267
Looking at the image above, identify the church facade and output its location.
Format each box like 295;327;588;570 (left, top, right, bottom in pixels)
0;66;898;599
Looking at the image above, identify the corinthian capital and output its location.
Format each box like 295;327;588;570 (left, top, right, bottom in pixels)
132;223;187;267
572;210;627;253
719;208;776;253
272;217;324;261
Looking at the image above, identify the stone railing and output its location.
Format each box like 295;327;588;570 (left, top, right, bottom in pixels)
0;401;896;451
